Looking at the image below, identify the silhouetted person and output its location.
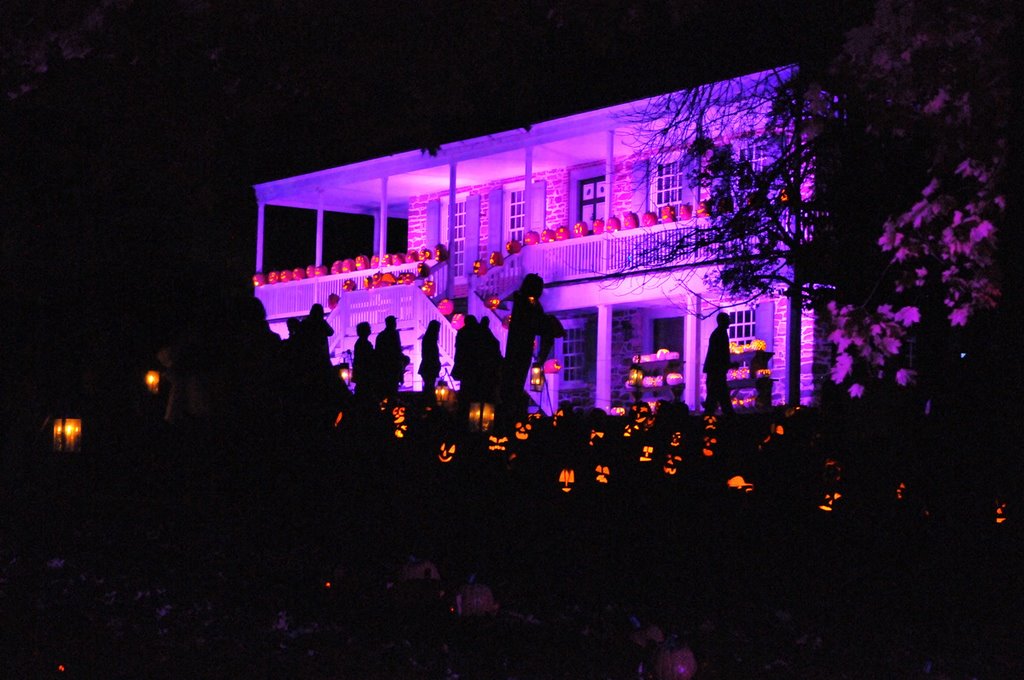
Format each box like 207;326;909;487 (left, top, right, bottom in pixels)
353;321;378;403
703;312;737;417
499;274;552;427
297;303;334;367
419;320;442;405
478;316;502;404
452;315;483;409
375;315;405;398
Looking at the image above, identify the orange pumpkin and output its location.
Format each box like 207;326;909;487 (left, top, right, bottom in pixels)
506;239;523;254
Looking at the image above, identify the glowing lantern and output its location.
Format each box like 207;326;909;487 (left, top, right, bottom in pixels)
640;445;654;462
53;418;82;452
589;429;605;446
558;468;575;493
696;201;710;218
487;434;508;452
702;435;717;457
252;273;266;287
342;279;356;292
306;265;316;278
488;251;504;266
392;405;408;438
727;475;755;492
292;268;306;280
407;249;420;262
267;271;280;284
437;299;454;316
530;364;544;392
451;313;465;330
279;269;293;283
543;358;561;374
819;492;842;511
592;218;605;234
354;255;369;270
540;228;556;243
434;243;448;261
554;225;571;240
678;203;693;220
145;370;160;394
467;402;495;432
523;231;540;246
623;212;639;229
514;420;533;440
573;221;588;237
362;275;374;289
642;211;659;226
595;465;610;484
663;453;682;475
660;205;676;223
438;441;456;463
486;295;502;310
399;272;417;285
472;260;488;276
338;362;352;384
996;501;1007;524
506;239;522;254
419;247;433;261
669;431;683;448
435;382;456;412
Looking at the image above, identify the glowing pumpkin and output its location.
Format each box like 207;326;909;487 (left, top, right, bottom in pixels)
330;260;344;275
696;201;710;218
572;221;588;237
554;225;572;240
592;218;605;234
595;465;610;484
354;255;370;270
434;243;448;261
558;468;575;493
543;358;561;374
660;205;676;223
488;251;504;266
314;265;327;277
589;430;605;446
421;280;436;296
727;475;755;492
438;441;456;463
252;273;266;287
292;268;306;280
279;269;293;283
623;212;639;229
407;249;420;262
506;239;522;254
486;295;502;310
370;255;380;268
391;252;406;265
678;204;693;220
417;262;431;278
605;216;621;232
640;445;654;462
420;247;434;261
662;453;682;475
341;258;356;273
472;260;488;276
437;299;454;315
523;231;540;246
487;434;508;452
306;265;317;278
514;420;532;440
342;279;356;292
267;271;280;284
540;228;555;243
642;211;658;226
392;405;408;438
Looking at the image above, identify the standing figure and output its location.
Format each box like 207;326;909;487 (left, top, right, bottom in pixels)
477;316;503;404
703;312;737;417
375;315;406;398
352;321;378;403
499;274;551;426
418;320;442;406
452;315;482;413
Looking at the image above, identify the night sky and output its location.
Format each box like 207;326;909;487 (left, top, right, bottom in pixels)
0;0;901;413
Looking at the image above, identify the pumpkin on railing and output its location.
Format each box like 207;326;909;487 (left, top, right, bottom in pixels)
472;260;488;276
555;225;572;241
678;203;693;220
253;273;266;287
523;231;540;246
573;221;589;237
592;218;605;234
391;252;406;265
279;269;293;283
342;279;356;292
488;251;504;267
417;262;431;278
355;255;370;270
660;205;676;223
623;212;639;229
267;271;280;284
605;216;621;232
292;267;306;280
421;280;436;296
407;249;420;262
540;228;556;243
399;272;417;285
642;211;659;227
435;243;449;262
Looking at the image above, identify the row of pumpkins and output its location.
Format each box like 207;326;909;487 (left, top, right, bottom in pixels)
253;204;704;287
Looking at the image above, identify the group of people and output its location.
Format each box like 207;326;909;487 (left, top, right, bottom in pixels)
351;315;409;404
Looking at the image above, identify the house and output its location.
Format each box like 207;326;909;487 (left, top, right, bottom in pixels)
251;68;825;414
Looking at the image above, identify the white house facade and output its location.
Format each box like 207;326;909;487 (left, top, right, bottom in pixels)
251;68;824;414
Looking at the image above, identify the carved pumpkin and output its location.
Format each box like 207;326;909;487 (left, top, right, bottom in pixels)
640;445;654;462
418;247;433;261
453;582;499;616
543;358;561;374
540;228;556;243
592;218;605;234
727;475;755;492
486;295;502;310
514;420;532;440
594;465;610;484
252;273;266;287
605;216;621;232
696;201;710;218
523;231;540;246
341;279;355;292
434;243;448;262
267;271;280;284
678;204;693;220
421;279;436;296
371;255;380;268
330;260;344;275
555;225;572;240
589;429;605;446
392;405;408;438
558;468;575;493
305;265;316;278
314;265;327;277
407;249;420;262
341;258;356;272
660;205;676;223
437;299;454;315
642;211;659;226
488;251;504;266
573;221;588;237
506;239;522;254
279;269;293;283
662;453;682;475
487;434;508;452
650;637;698;680
472;260;487;276
417;262;431;278
354;255;370;270
438;441;456;463
623;212;639;229
451;313;465;330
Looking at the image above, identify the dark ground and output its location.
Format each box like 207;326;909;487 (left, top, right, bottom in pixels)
2;399;1021;679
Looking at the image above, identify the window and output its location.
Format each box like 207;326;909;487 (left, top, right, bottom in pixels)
443;199;466;277
652;159;696;210
652;317;684;354
506;188;525;243
728;309;756;343
577;177;607;223
560;324;587;383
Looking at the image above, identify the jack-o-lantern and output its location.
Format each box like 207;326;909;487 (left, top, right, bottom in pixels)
420;280;436;297
727;475;755;492
702;435;717;457
267;271;280;284
417;262;431;278
453;582;499;617
589;429;605;446
669;431;683;448
341;279;356;292
696;201;711;218
543;358;561;374
487;434;508;452
592;218;605;234
650;637;698;680
595;465;610;484
391;252;406;265
392;405;408;438
605;216;621;232
506;239;522;254
703;415;718;431
996;501;1008;523
623;212;639;229
305;265;316;278
339;258;355;273
437;299;454;316
678;204;693;220
253;273;266;287
486;295;502;310
434;243;448;262
399;272;417;285
514;420;533;440
819;492;842;512
314;265;327;277
660;205;676;223
539;228;555;243
896;481;906;500
354;255;370;270
523;231;540;246
361;275;373;289
330;260;344;275
420;247;434;261
407;249;420;262
662;453;682;475
558;468;575;493
640;445;654;462
371;255;381;268
554;225;571;241
642;211;659;227
438;441;456;463
292;267;306;280
573;221;588;237
489;251;504;266
472;260;488;276
282;269;297;283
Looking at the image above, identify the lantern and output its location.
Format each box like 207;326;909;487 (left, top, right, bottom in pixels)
486;295;502;310
488;251;504;267
435;382;456;412
338;362;352;384
53;418;82;452
623;212;639;229
572;221;588;237
252;273;266;287
354;255;369;270
540;228;555;243
660;205;676;223
506;239;522;254
554;225;571;240
523;231;540;246
342;279;356;292
437;299;454;316
543;358;561;374
421;279;436;296
451;313;465;330
144;370;160;394
438;441;456;463
530;364;544;392
642;211;659;226
434;243;448;261
472;260;488;276
595;465;610;484
592;218;605;234
558;468;575;493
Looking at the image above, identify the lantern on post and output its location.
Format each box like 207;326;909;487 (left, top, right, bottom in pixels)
666;371;685;402
145;370;160;394
53;418;82;453
627;364;644;401
467;402;495;432
435;381;456;412
530;364;544;392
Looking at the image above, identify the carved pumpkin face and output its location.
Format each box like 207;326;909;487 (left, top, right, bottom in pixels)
392;406;408;438
573;221;588;237
554;225;571;240
640;445;654;462
663;453;682;475
595;465;610;484
342;279;356;292
489;251;504;266
506;239;522;254
996;501;1008;523
669;431;683;448
514;420;532;440
472;260;487;276
523;231;540;246
486;295;502;310
819;492;842;511
702;435;717;457
558;468;575;492
421;280;436;296
540;228;556;243
438;441;456;463
589;429;605;446
727;475;755;492
487;434;508;452
896;482;907;500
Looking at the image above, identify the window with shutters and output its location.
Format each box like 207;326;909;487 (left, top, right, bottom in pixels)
577;177;607;223
505;188;525;243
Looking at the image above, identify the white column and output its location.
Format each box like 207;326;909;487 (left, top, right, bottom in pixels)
447;162;457;296
691;298;704;412
255;201;266;273
605;130;615;219
315;192;324;267
378;177;389;261
523;146;533;232
683;295;700;409
596;304;612;410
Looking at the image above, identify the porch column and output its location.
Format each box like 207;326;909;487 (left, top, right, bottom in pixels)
595;304;612;411
378;177;389;262
315;192;325;267
683;295;700;410
255;201;265;273
523;146;533;237
605;130;615;219
447;162;457;297
691;298;704;412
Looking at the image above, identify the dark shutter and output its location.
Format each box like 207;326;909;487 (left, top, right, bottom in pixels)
425;199;441;248
487;188;504;253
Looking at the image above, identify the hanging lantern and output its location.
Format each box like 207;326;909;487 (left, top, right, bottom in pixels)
523;231;540;246
437;298;454;315
354;255;370;270
558;468;575;493
337;362;352;384
543;358;561;374
421;279;436;296
252;273;266;287
53;418;82;453
573;221;588;237
467;402;495;432
488;251;504;267
486;295;502;310
540;228;556;243
451;313;465;330
530;364;544;392
472;260;488;276
144;370;160;394
435;243;449;262
554;225;572;241
592;218;605;234
506;239;522;254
